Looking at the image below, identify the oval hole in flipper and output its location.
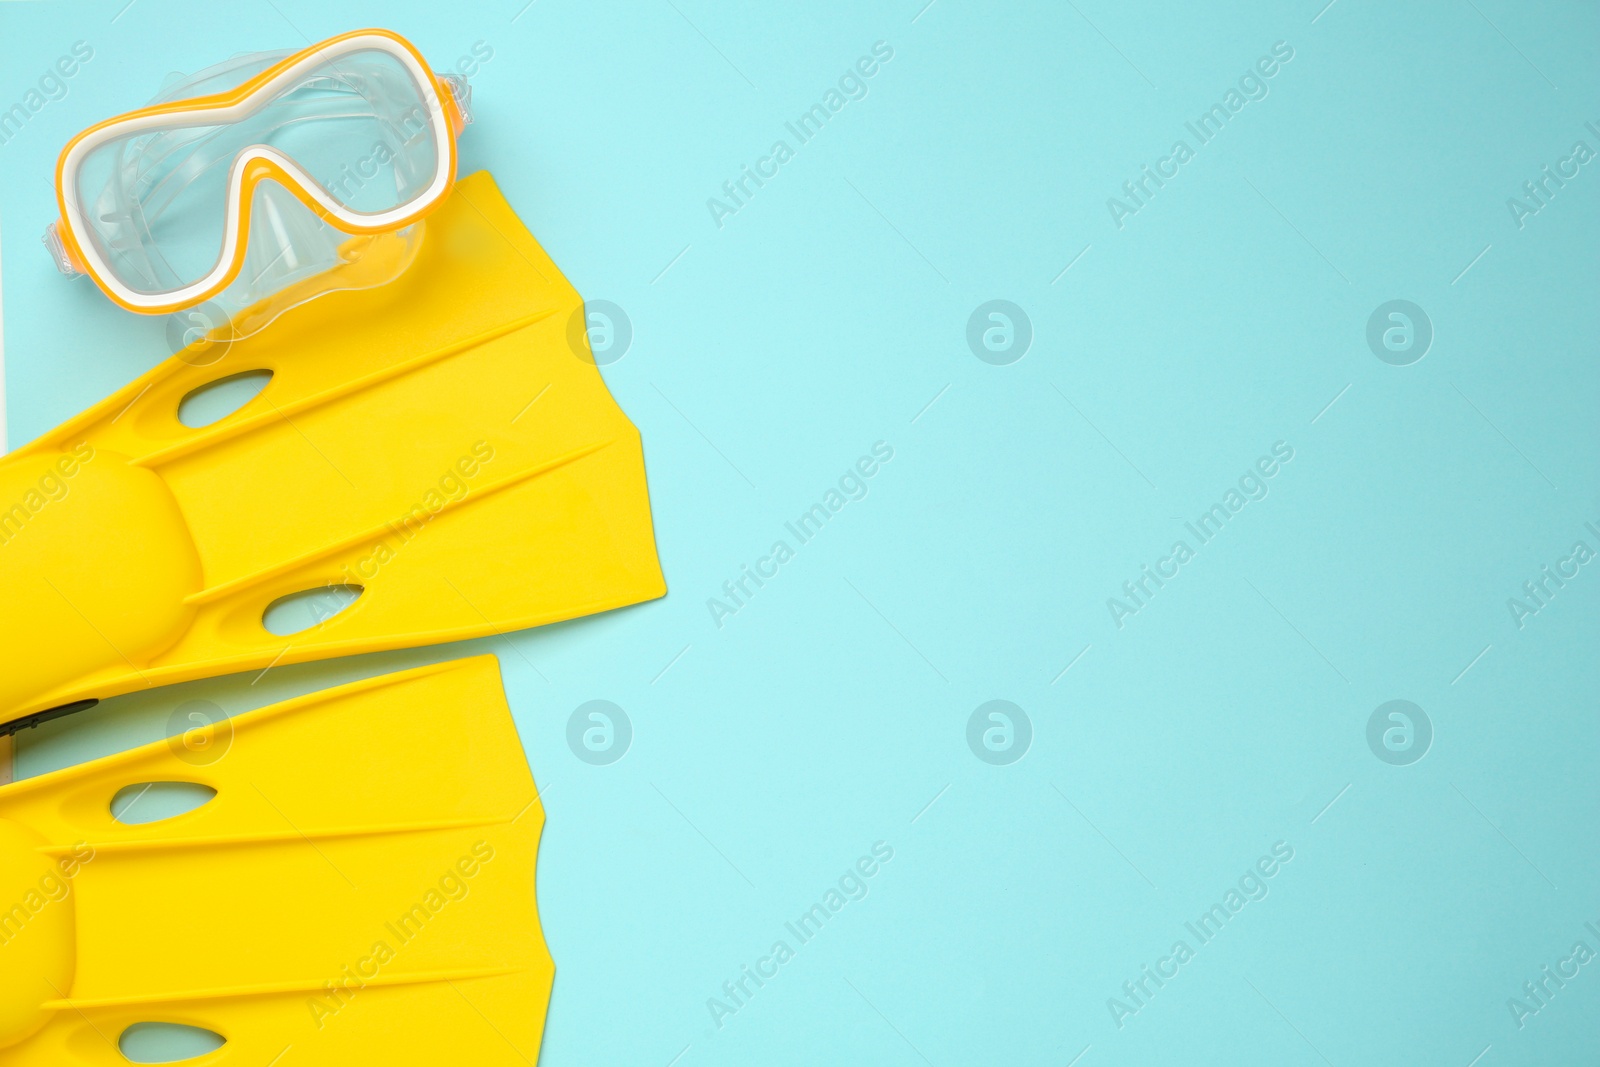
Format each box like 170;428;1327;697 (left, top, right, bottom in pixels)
176;370;272;428
261;584;364;636
110;782;217;825
117;1022;226;1063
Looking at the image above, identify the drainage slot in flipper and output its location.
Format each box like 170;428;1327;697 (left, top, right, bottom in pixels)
111;782;217;825
262;584;364;636
177;370;273;428
118;1022;226;1063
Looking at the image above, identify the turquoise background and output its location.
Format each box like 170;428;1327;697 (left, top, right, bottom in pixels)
3;0;1599;1064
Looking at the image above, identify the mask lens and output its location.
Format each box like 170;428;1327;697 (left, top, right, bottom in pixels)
261;47;444;214
68;42;445;300
74;120;237;296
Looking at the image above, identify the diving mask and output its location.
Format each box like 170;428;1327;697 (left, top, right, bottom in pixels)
45;28;470;329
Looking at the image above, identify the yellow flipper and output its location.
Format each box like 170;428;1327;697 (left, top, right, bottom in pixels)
0;171;665;727
0;655;552;1065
